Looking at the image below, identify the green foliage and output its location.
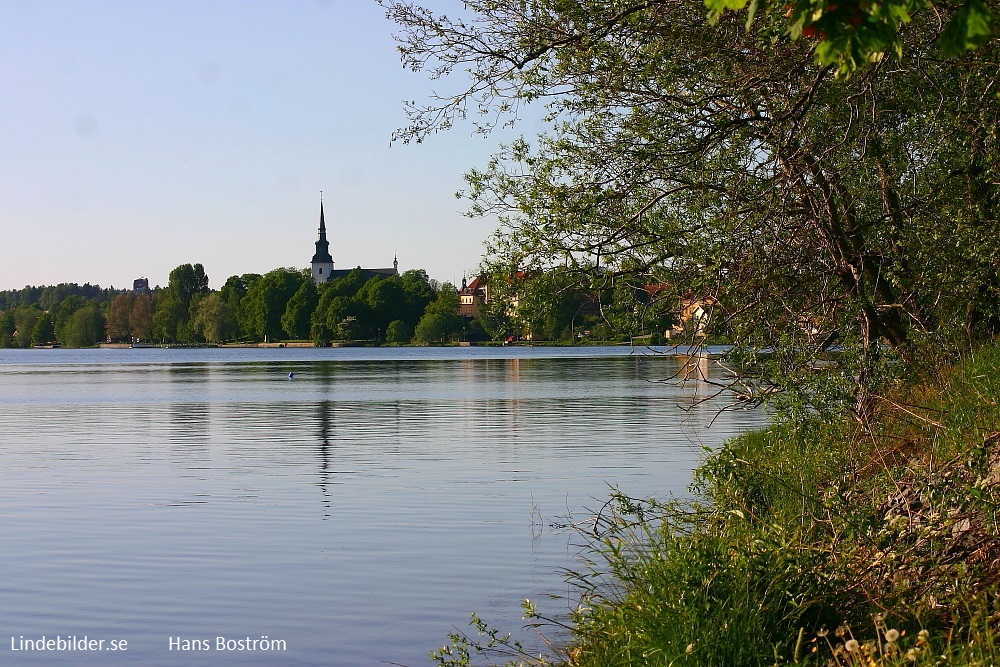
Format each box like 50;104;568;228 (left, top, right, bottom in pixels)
387;0;1000;410
309;269;433;342
231;273;263;339
150;263;212;343
463;317;489;342
415;283;464;343
152;291;185;343
1;265;450;347
0;312;14;348
704;0;994;76
191;292;237;343
385;319;413;344
357;276;407;337
129;294;153;342
167;263;210;306
0;283;114;313
414;312;459;343
240;268;307;341
30;313;55;346
11;305;42;348
280;280;318;339
431;611;547;667
401;268;438;321
61;304;104;347
105;293;133;341
939;0;997;55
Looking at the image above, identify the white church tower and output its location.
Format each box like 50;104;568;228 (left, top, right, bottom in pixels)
311;194;334;284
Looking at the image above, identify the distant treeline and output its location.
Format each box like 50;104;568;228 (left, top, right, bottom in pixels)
0;282;118;312
0;263;483;348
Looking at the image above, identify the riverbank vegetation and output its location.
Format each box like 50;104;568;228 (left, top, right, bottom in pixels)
558;342;1000;666
432;342;1000;666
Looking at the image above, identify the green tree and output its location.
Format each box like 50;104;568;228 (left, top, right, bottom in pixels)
152;291;185;343
52;295;87;345
326;268;369;300
400;269;437;325
105;293;133;342
129;293;153;342
169;263;210;307
385;319;413;344
220;274;253;307
229;273;263;339
62;304;104;347
310;269;425;341
414;283;463;343
334;316;362;341
414;313;454;343
386;0;1000;412
30;313;55;346
191;292;237;344
326;297;371;341
357;276;407;339
241;268;308;341
152;263;211;343
281;280;319;339
0;312;14;348
11;306;42;348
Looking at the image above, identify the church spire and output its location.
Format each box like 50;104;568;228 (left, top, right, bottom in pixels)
311;192;334;284
319;191;327;235
312;193;333;264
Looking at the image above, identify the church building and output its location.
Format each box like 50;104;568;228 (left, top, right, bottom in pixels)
311;196;398;284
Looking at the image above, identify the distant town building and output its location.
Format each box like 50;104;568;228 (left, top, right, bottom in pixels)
459;275;488;319
310;195;398;284
132;278;151;294
669;292;716;338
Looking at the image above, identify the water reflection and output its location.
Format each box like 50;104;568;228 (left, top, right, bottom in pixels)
0;349;767;667
316;399;334;515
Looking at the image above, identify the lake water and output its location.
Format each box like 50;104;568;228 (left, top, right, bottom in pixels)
0;346;767;666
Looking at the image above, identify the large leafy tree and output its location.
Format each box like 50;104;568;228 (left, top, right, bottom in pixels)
384;0;999;410
400;268;438;324
280;279;319;339
11;306;42;348
192;292;238;344
62;304;104;347
129;293;154;343
0;312;14;348
152;263;211;343
227;273;263;339
151;291;186;342
415;282;464;342
106;293;134;341
241;268;308;341
357;276;408;338
52;295;87;344
30;313;55;346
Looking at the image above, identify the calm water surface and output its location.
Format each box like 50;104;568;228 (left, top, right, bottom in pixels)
0;346;766;666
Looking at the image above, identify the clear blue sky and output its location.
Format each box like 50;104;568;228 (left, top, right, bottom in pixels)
0;1;526;291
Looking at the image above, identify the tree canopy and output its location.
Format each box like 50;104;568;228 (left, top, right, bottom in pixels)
383;0;999;410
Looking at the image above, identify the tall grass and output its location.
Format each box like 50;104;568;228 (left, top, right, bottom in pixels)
433;344;1000;666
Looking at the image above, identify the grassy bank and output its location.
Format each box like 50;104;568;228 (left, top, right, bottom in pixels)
438;344;1000;666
